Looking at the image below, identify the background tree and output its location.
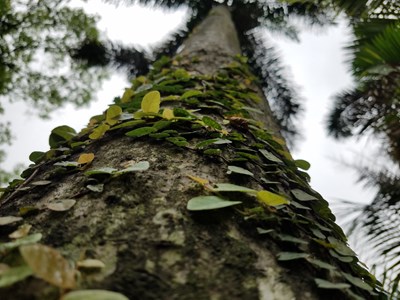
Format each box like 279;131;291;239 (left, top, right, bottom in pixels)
0;0;150;184
0;2;385;299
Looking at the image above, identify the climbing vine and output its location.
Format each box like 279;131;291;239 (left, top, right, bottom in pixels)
0;55;386;299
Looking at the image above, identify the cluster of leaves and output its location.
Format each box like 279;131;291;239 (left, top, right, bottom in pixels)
1;54;385;298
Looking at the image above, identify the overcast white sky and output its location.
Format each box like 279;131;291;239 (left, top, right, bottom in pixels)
2;1;379;210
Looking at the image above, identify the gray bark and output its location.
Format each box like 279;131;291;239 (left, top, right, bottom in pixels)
0;5;375;300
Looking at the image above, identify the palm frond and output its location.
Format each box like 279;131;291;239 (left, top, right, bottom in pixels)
334;166;400;297
351;21;400;77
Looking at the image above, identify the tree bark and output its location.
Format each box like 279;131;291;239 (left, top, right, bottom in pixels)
0;5;381;300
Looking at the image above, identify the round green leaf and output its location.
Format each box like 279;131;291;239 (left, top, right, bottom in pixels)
202;116;222;130
315;278;351;290
212;183;256;193
294;159;311;170
29;151;45;163
84;167;117;177
277;252;309;261
259;149;282;163
291;189;318;201
187;196;242;211
114;161;150;175
125;127;157;138
227;166;254;176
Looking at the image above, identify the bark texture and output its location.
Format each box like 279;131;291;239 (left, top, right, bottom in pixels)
0;5;381;300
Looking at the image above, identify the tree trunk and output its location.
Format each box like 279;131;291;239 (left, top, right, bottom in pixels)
0;5;382;300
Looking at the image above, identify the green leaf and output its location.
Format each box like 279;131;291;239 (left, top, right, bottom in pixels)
241;106;263;114
0;265;33;288
149;132;170;139
49;126;76;148
141;91;160;113
29;151;45;163
341;272;373;292
125;127;157;138
105;105;122;125
202;116;222;130
203;149;222;156
89;124;110;140
294;159;311;170
54;161;79;168
277;252;309;261
327;237;356;257
62;290;129;300
173;107;191;117
329;250;354;263
86;184;104;193
227;166;254;176
187;196;241;211
110;120;145;130
307;258;337;270
181;90;203;99
257;190;289;206
212;183;256;193
259;149;283;163
277;234;308;245
314;278;351;290
114;161;150;175
152;120;171;130
166;137;189;147
84;167;117;177
291;189;318;201
213;138;232;145
0;233;42;253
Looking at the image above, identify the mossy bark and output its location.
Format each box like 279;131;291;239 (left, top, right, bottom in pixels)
0;5;382;300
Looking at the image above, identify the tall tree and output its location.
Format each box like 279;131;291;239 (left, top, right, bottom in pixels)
0;3;385;300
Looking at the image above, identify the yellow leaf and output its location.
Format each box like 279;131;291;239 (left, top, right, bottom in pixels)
121;88;134;103
277;149;293;161
106;105;122;125
77;153;95;164
187;174;209;186
272;136;287;146
141;91;160;114
257;190;289;207
9;224;32;239
20;243;76;289
162;108;174;120
89;124;110;140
